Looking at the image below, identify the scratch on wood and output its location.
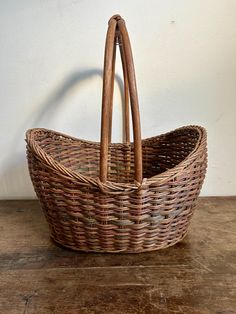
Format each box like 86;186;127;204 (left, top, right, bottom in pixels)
192;257;213;273
23;290;38;314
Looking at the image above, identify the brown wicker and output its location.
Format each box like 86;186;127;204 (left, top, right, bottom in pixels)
26;15;207;253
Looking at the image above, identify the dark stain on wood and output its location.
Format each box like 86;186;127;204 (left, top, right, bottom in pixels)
0;197;236;313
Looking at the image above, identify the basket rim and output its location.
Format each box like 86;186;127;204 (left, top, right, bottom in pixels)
26;125;207;194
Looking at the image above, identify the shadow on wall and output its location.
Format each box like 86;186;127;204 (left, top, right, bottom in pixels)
0;69;126;199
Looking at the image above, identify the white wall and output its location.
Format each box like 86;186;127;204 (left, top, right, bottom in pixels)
0;0;236;199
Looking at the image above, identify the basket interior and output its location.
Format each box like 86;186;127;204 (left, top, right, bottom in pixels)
33;128;200;183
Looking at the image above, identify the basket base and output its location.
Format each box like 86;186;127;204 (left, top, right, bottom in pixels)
50;231;189;254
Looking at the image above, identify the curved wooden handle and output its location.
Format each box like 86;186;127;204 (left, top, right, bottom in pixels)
107;19;130;144
100;15;143;183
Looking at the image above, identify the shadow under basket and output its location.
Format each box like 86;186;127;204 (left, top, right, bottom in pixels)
26;15;207;253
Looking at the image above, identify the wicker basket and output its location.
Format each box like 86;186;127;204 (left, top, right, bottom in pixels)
26;15;207;253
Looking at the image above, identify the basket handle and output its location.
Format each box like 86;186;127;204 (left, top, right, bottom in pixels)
100;15;143;183
107;19;130;144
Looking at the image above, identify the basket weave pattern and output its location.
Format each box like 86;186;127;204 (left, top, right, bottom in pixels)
26;126;207;252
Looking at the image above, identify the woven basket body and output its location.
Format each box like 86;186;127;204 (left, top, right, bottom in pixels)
26;15;207;253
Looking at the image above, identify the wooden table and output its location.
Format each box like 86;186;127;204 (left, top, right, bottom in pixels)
0;197;235;314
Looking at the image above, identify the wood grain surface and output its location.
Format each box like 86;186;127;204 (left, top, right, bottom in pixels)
0;197;235;314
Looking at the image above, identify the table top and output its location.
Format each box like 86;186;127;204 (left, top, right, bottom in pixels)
0;197;235;314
